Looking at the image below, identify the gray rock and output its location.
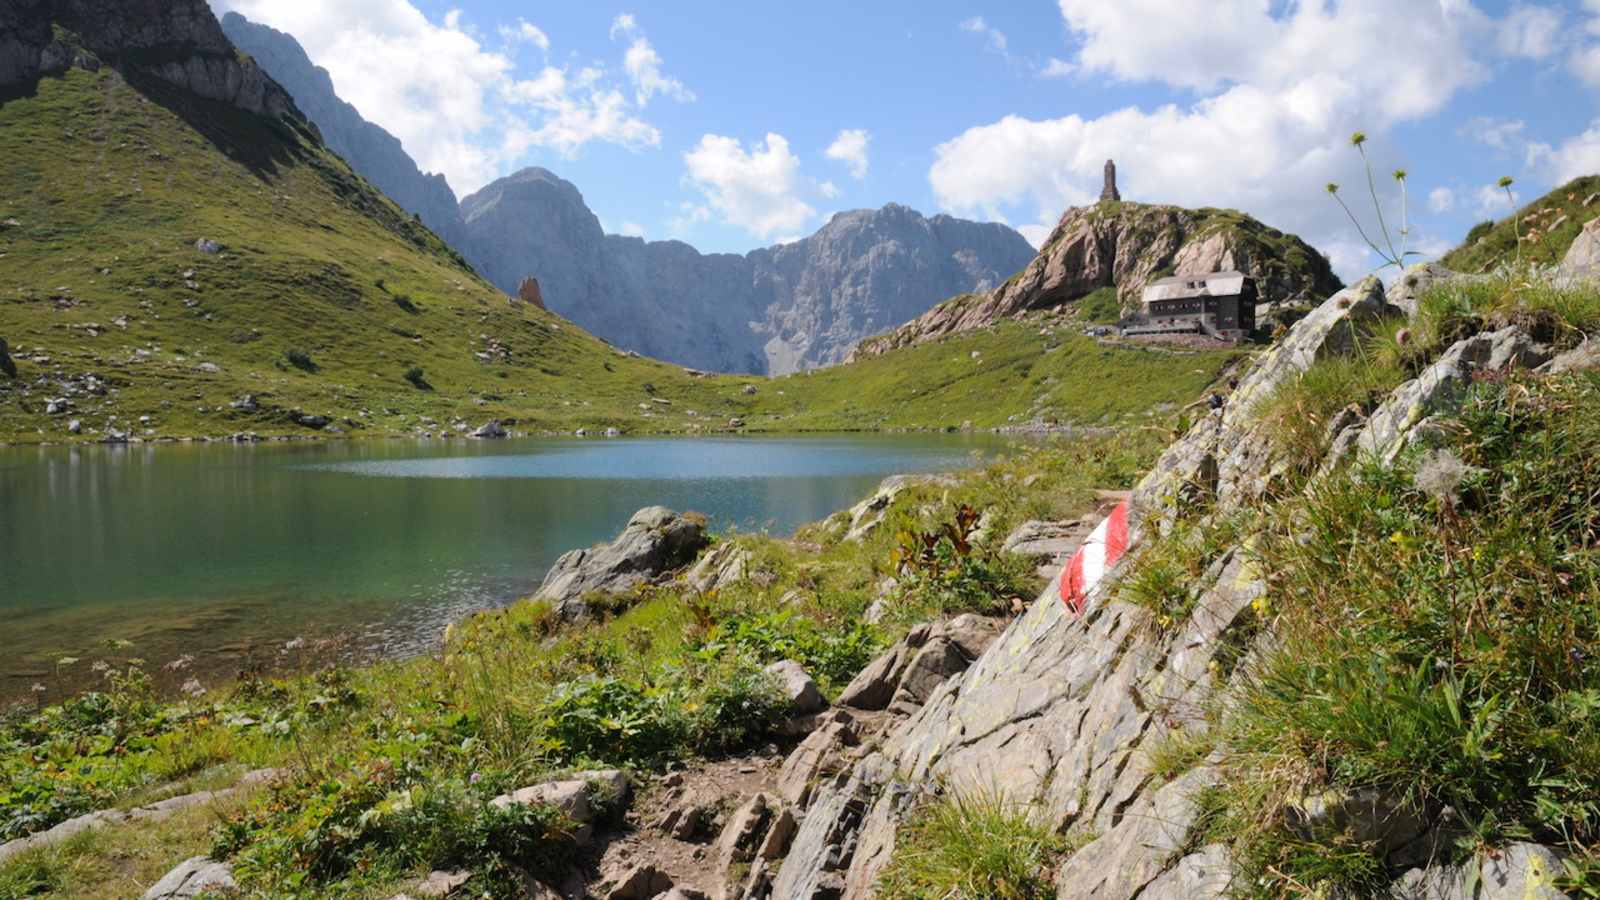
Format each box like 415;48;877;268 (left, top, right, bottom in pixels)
1386;262;1470;318
1137;844;1235;900
683;541;750;593
67;419;81;434
1001;519;1090;561
1561;217;1600;278
292;412;331;429
602;863;673;900
776;717;858;808
1393;843;1568;900
195;362;220;374
458;169;1035;375
843;474;953;542
194;239;222;254
470;420;507;439
1545;339;1600;374
534;507;709;620
489;769;625;847
764;660;826;715
141;857;235;899
414;869;471;897
836;615;1001;713
1353;327;1552;464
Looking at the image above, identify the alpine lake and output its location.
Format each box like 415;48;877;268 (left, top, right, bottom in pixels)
0;433;1024;702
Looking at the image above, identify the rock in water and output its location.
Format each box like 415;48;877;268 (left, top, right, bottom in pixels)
534;507;709;620
469;420;506;439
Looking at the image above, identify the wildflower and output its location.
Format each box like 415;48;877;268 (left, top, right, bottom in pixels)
1351;131;1368;147
1326;183;1340;194
1395;328;1412;346
469;772;483;785
1393;168;1407;181
1414;448;1481;509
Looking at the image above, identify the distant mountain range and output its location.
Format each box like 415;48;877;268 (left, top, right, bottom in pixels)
221;13;1035;374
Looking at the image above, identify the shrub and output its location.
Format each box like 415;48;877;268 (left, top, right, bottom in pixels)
284;348;317;372
404;366;430;390
393;293;420;314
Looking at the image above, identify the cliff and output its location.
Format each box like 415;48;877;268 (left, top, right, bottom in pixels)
851;201;1341;360
0;0;299;121
461;168;1037;374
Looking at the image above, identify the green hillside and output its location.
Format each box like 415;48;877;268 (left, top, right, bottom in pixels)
0;68;1237;445
1440;174;1600;273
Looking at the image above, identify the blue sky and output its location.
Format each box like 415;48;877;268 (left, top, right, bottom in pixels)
210;0;1600;279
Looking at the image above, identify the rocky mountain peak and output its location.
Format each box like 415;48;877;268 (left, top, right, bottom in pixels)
1;0;301;122
852;199;1342;360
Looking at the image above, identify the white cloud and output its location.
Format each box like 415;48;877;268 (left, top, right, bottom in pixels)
824;129;871;180
1571;44;1600;87
210;0;666;195
1039;58;1075;79
619;221;646;237
930;0;1497;281
1017;223;1053;248
1462;116;1527;151
498;19;549;51
960;17;1008;57
1497;5;1563;59
1428;186;1456;213
818;180;841;200
683;133;816;239
610;15;694;106
1475;182;1519;216
1536;119;1600;183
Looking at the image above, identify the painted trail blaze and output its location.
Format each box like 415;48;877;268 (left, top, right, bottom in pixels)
1060;500;1129;614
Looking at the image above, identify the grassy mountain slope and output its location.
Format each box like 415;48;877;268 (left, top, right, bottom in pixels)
0;67;747;443
1440;174;1600;272
0;71;1236;445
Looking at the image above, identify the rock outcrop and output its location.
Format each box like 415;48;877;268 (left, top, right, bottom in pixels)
533;507;709;620
1;0;299;121
141;857;236;899
769;266;1573;899
850;201;1341;360
1561;217;1600;277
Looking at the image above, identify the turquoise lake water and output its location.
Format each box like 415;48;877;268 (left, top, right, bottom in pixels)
0;433;1017;699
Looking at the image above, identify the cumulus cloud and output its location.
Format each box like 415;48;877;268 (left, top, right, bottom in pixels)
1476;182;1519;215
610;13;694;106
1497;4;1563;59
1533;119;1600;183
824;129;871;180
619;221;646;237
960;17;1009;57
1039;58;1075;79
209;0;670;195
818;180;841;200
1428;187;1456;213
683;133;816;239
929;0;1508;278
1462;116;1527;151
499;19;549;51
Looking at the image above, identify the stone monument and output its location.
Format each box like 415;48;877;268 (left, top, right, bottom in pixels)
1100;159;1121;203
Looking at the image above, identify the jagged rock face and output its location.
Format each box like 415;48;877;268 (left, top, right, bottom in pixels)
461;171;1034;374
0;0;298;120
850;201;1342;361
217;14;469;250
773;268;1569;899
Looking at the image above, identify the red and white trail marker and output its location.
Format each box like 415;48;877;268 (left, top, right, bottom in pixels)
1059;500;1130;615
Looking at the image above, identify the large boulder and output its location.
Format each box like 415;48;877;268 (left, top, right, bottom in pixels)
534;508;709;620
836;614;1003;714
1561;217;1600;278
